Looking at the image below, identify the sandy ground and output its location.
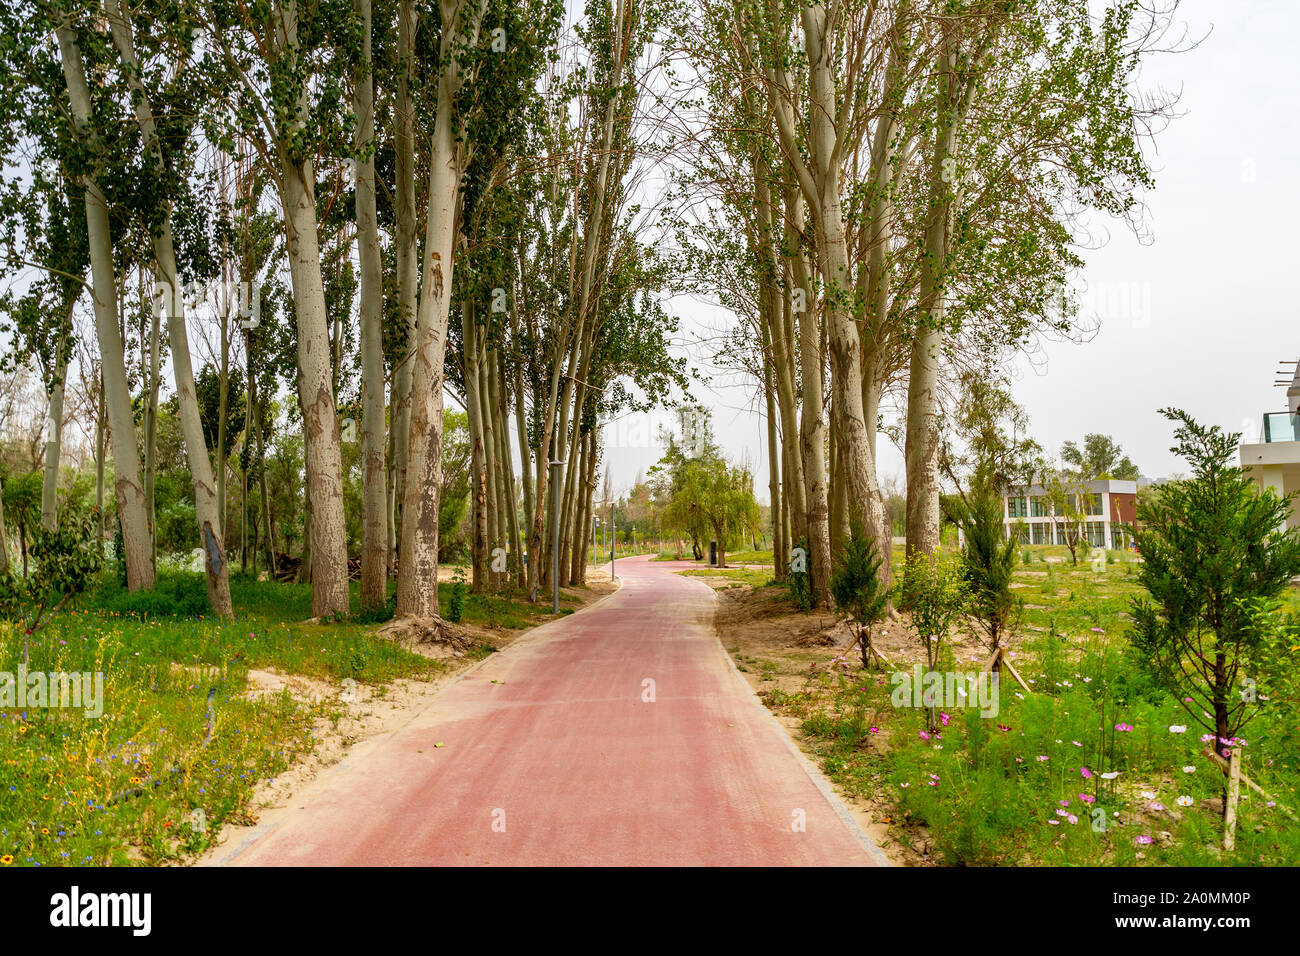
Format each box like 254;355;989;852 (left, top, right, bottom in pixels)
194;569;617;865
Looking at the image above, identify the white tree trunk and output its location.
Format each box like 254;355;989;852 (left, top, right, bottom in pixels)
397;53;463;618
105;0;233;614
41;297;75;531
54;22;154;592
906;44;963;559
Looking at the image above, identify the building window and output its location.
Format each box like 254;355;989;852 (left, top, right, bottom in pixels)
1032;523;1051;545
1085;493;1103;516
1111;523;1131;549
1008;496;1028;519
1085;521;1106;547
1031;496;1050;517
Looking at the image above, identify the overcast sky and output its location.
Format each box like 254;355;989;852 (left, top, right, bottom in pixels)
603;0;1300;503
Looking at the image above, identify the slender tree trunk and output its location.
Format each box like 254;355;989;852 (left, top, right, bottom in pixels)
906;45;963;560
54;22;153;592
464;305;489;594
144;271;160;568
41;297;75;531
389;0;419;577
105;0;234;614
355;0;387;611
494;351;524;590
769;2;894;590
94;370;105;539
784;196;831;606
479;339;500;592
398;4;480;617
763;360;783;580
281;159;347;613
0;477;9;575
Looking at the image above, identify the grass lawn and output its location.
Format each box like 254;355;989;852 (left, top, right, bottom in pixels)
680;567;774;588
0;569;596;867
698;546;1300;866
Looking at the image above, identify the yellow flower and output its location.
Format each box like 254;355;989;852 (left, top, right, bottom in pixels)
0;855;12;866
40;827;49;835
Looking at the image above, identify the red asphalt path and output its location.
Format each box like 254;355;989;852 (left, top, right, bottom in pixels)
208;555;889;866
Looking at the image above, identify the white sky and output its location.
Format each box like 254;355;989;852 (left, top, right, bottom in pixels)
605;0;1300;502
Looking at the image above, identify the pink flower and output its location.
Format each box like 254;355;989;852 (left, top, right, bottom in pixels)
1114;723;1133;732
1136;835;1153;845
1067;814;1078;825
1079;793;1095;804
1081;766;1093;779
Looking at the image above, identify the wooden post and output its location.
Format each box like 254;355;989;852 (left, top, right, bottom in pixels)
1224;746;1242;851
979;646;1032;694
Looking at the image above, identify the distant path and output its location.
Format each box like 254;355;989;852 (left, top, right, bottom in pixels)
206;555;889;866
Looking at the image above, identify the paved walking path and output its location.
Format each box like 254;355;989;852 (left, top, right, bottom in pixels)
207;555;888;866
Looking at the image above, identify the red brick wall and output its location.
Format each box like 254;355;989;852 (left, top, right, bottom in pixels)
1110;492;1136;526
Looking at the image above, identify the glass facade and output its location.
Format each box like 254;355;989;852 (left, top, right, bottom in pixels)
1031;496;1050;517
1262;412;1300;443
1008;496;1028;518
1085;521;1106;546
1032;522;1052;544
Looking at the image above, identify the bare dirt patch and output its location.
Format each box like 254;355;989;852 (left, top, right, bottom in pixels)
703;575;1031;867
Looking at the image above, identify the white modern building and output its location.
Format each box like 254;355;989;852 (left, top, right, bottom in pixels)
1001;479;1138;550
1240;359;1300;529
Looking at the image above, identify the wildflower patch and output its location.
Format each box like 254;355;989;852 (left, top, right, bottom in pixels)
889;664;999;718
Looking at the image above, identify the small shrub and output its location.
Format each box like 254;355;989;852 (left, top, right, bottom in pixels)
448;569;468;623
